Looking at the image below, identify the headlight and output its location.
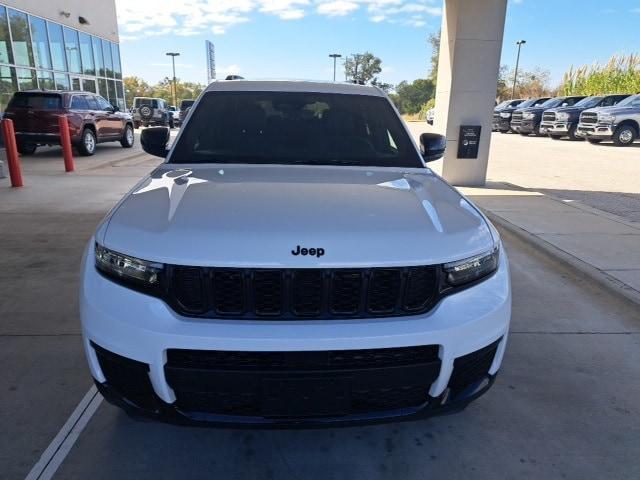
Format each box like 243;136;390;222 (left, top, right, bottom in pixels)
598;114;615;123
499;112;511;118
95;243;164;286
556;112;570;121
443;246;499;286
522;112;535;120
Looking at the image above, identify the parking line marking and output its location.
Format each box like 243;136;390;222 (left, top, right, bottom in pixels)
24;386;103;480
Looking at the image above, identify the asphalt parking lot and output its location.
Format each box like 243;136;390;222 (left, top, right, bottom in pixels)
1;133;639;479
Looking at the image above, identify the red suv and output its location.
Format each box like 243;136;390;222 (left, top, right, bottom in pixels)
4;91;134;156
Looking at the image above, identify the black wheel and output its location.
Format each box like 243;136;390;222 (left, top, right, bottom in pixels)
549;135;563;140
168;116;174;129
567;124;580;141
17;142;37;155
134;121;140;129
612;124;637;146
587;139;602;144
120;124;134;148
77;128;97;156
519;132;529;137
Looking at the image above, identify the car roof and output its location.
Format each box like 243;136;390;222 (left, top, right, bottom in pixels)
204;79;386;97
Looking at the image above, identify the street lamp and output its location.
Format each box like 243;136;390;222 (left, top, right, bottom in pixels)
165;52;180;107
511;40;526;99
329;53;342;82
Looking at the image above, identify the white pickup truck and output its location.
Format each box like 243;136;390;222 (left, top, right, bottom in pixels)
80;80;511;426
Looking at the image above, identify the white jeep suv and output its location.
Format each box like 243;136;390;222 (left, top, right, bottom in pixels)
80;80;511;426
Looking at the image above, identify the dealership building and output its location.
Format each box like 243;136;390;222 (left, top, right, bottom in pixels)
0;0;123;111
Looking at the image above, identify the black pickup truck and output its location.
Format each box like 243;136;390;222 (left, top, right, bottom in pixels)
512;96;585;136
507;97;551;134
492;99;525;132
540;94;630;140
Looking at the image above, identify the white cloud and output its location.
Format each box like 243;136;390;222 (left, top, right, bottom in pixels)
115;0;443;39
317;1;359;16
217;64;242;76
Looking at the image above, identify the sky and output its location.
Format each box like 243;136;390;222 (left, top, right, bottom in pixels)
115;0;640;88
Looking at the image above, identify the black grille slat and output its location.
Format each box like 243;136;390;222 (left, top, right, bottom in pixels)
330;270;363;315
291;270;323;316
367;269;401;314
171;267;206;313
253;270;284;316
448;339;501;396
404;267;438;311
213;270;245;315
165;346;442;417
580;112;598;124
542;112;555;122
167;346;440;370
168;266;440;320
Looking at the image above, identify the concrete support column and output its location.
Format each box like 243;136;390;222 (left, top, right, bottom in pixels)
434;0;507;186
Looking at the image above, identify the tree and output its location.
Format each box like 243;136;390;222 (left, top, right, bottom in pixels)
427;30;441;82
123;76;153;103
123;76;206;108
344;52;382;84
392;78;436;114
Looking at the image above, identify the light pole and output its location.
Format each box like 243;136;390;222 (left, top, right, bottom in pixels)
166;52;180;107
329;53;342;82
511;40;526;99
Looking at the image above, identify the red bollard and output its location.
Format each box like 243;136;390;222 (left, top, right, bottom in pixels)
1;119;23;187
58;115;75;172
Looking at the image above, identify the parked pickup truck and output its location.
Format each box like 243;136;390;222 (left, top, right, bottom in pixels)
540;94;629;140
3;90;134;156
491;99;524;132
576;94;640;146
511;96;585;136
508;97;551;134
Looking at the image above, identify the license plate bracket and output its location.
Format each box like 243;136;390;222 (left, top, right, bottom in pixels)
262;376;351;418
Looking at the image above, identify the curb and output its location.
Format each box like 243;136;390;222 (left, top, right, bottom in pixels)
484;210;640;308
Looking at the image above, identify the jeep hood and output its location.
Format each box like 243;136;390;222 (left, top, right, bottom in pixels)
101;165;494;267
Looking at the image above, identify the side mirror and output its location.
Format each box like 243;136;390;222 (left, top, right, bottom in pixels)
112;105;120;112
419;133;446;162
141;127;170;158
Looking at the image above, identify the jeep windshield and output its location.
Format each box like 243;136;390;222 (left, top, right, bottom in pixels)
169;91;423;168
8;92;62;110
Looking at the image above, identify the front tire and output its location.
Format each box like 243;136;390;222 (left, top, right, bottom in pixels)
120;124;134;148
519;132;529;137
567;124;580;141
17;142;37;155
587;138;602;144
549;135;563;140
612;124;637;146
77;128;97;156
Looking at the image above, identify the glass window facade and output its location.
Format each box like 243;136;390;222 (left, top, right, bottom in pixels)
0;4;124;111
63;27;81;74
79;32;94;75
30;16;51;69
0;7;13;64
8;8;34;67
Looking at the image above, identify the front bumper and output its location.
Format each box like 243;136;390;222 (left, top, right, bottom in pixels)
492;119;511;132
80;240;511;426
576;123;615;139
540;121;572;135
513;119;538;133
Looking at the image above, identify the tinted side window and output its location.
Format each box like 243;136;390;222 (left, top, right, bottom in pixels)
96;96;112;110
70;95;89;110
86;95;99;110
